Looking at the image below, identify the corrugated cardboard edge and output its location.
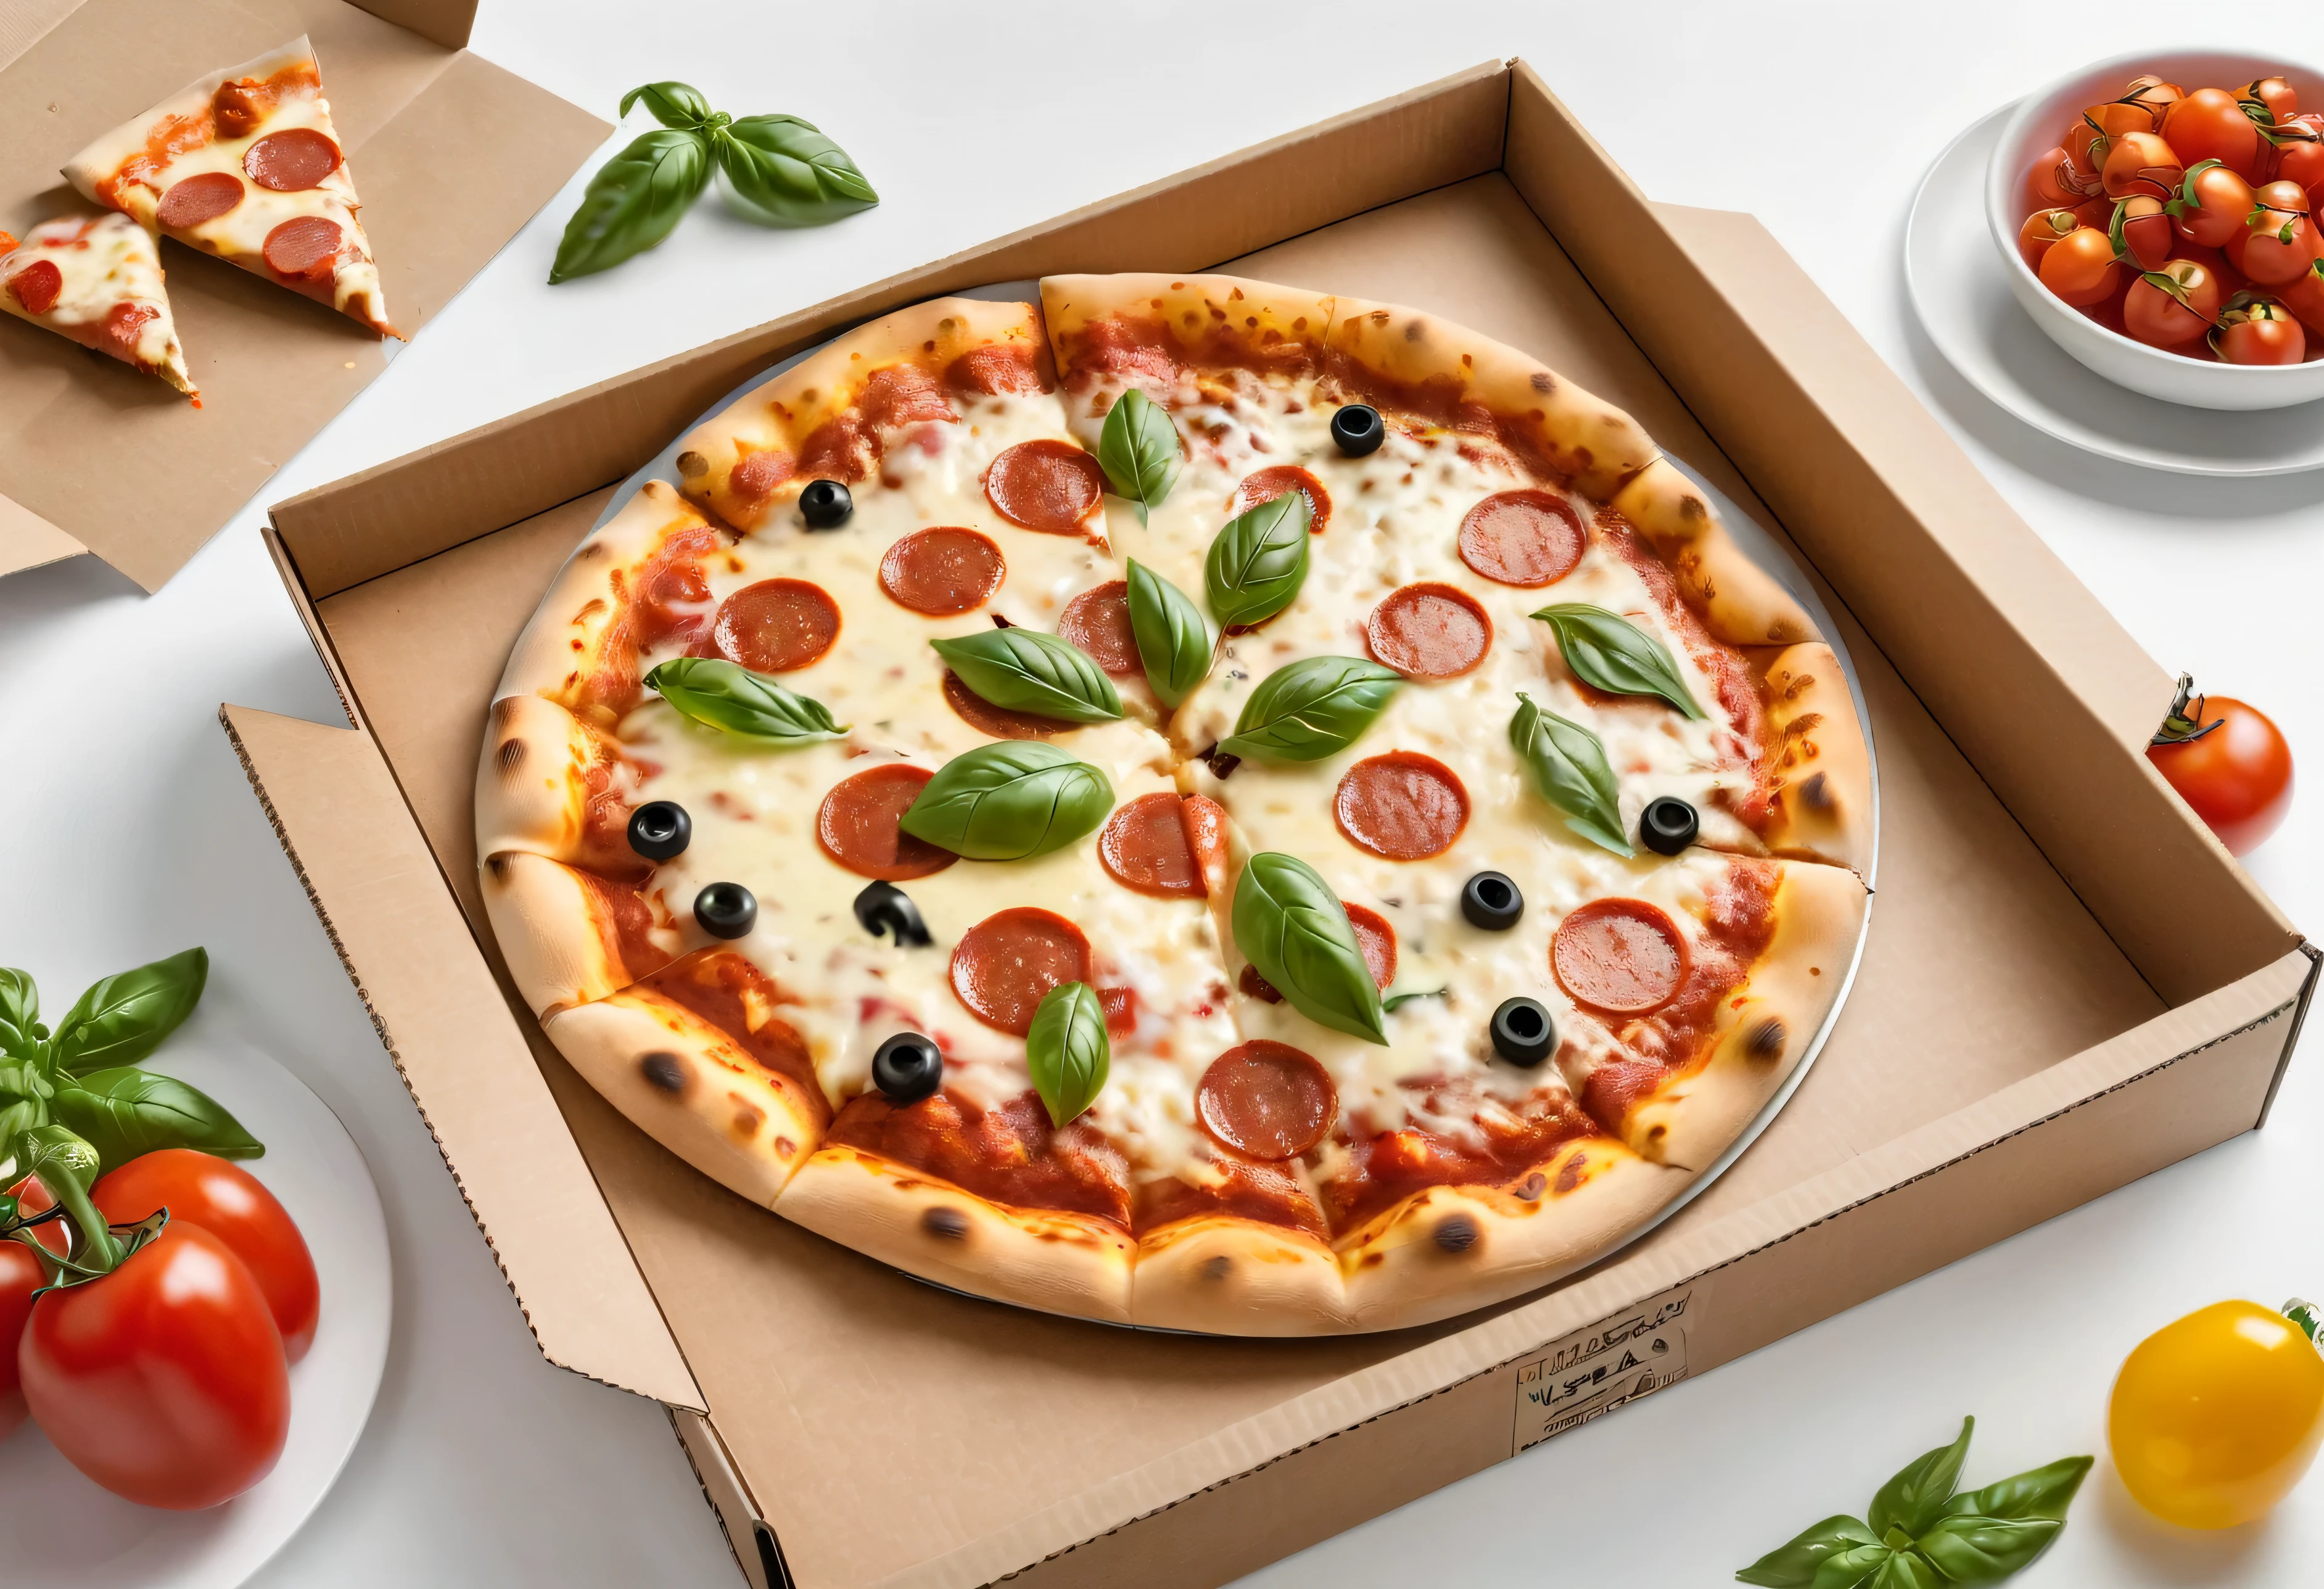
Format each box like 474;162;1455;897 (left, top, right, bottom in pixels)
219;703;704;1411
672;1409;783;1589
0;490;84;578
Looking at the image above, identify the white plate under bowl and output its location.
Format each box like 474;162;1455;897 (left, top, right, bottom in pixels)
1908;103;2324;475
0;1038;392;1589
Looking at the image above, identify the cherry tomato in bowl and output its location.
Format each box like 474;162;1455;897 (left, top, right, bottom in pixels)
2215;296;2308;364
2147;679;2294;854
2111;1300;2324;1529
2124;258;2222;348
92;1147;319;1362
2109;194;2175;270
2019;207;2080;265
2103;130;2183;199
2166;87;2265;180
2038;226;2120;307
2172;159;2259;249
2238;181;2320;286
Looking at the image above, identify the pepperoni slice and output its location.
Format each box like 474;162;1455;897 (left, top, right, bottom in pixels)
879;527;1005;616
1366;583;1493;679
1180;793;1229;895
950;907;1093;1036
157;171;244;229
817;765;957;881
262;215;343;279
730;448;796;505
1098;793;1203;897
1197;1042;1336;1161
244;128;342;192
103;303;157;360
942;671;1065;740
7;259;61;317
1241;901;1393;1002
1057;580;1139;675
1552;899;1689;1017
1230;464;1332;535
1100;984;1138;1036
1458;490;1585;587
985;440;1105;534
710;579;840;672
1334;752;1469;861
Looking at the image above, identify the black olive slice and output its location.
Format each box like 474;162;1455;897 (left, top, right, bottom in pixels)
872;1032;944;1104
799;478;853;529
1461;870;1523;931
1330;403;1385;456
1491;997;1556;1067
693;881;757;939
627;800;691;862
852;881;932;947
1639;796;1700;856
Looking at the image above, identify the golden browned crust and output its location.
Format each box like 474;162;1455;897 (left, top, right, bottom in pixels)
673;297;1050;533
775;1145;1135;1323
474;693;641;873
479;849;684;1017
1609;458;1818;647
541;989;826;1208
1129;1213;1349;1334
1755;645;1875;879
1041;272;1335;387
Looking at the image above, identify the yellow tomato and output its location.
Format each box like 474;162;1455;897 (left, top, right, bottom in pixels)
2109;1300;2324;1529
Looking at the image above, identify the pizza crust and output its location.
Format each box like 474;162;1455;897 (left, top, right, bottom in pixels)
480;849;683;1017
1609;458;1819;647
474;693;640;872
1756;644;1876;878
1128;1214;1350;1334
776;1145;1135;1324
1040;272;1335;389
541;988;827;1208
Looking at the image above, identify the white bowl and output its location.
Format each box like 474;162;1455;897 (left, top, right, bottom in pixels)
1985;49;2324;410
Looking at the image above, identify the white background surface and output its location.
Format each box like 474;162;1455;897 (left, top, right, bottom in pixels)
2;2;2321;1584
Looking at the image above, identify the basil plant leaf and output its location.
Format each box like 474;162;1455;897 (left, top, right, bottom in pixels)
1126;558;1214;708
1025;981;1110;1128
1911;1517;2061;1586
1861;1551;1940;1589
1533;603;1704;719
1803;1542;1893;1589
52;1066;264;1174
1940;1455;2093;1523
1218;655;1403;763
1097;389;1181;522
1205;490;1311;628
550;126;713;283
1230;853;1387;1046
51;947;207;1076
620;81;715;130
1736;1515;1881;1588
899;742;1114;862
714;115;879;228
1869;1416;1975;1540
0;967;37;1039
931;629;1123;724
646;658;847;743
1509;693;1633;857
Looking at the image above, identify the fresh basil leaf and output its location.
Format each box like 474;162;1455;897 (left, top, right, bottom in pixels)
899;742;1113;861
713;115;878;228
1025;981;1110;1128
645;658;847;743
620;81;715;130
1533;603;1705;719
1218;655;1403;763
1382;988;1446;1012
1509;693;1633;857
1126;558;1214;708
1940;1455;2092;1523
1861;1551;1939;1589
52;1067;263;1173
931;629;1123;724
0;1060;52;1102
0;1098;41;1148
1736;1515;1881;1587
1097;389;1181;523
550;127;712;283
0;967;36;1038
1805;1542;1893;1589
1231;853;1387;1046
1869;1417;1974;1539
1205;490;1311;629
51;947;207;1076
1912;1517;2061;1585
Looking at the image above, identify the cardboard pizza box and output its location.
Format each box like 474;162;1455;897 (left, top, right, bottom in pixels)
218;59;2315;1589
0;0;606;591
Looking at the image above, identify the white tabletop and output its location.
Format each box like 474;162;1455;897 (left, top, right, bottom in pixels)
2;3;2319;1584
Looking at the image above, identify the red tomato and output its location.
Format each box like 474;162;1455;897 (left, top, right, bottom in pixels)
93;1149;318;1363
2215;298;2307;364
0;1239;39;1437
2167;88;2264;180
2273;115;2324;196
2103;130;2185;199
2064;117;2107;177
2122;75;2185;128
17;1221;290;1509
2244;76;2299;125
2282;258;2324;334
2029;146;2090;208
2242;180;2319;286
2174;159;2259;249
2039;226;2120;306
2112;194;2175;270
2019;207;2080;265
2124;258;2222;347
2149;693;2295;856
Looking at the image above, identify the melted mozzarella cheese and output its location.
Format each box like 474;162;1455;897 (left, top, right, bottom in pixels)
0;215;190;390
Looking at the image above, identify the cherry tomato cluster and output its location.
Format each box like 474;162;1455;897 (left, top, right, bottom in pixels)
2;1148;319;1510
2021;71;2324;363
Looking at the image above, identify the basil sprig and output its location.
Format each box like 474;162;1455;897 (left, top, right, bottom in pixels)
1737;1418;2090;1588
1230;853;1387;1045
930;629;1122;724
1218;656;1402;763
1097;390;1182;525
1206;491;1311;629
1025;982;1110;1128
1126;559;1214;708
1510;693;1633;858
1532;603;1704;719
552;81;877;283
646;658;847;743
899;742;1114;861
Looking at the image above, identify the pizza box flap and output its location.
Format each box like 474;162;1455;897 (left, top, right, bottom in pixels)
0;0;606;592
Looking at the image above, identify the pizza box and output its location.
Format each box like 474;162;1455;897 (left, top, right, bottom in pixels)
215;59;2315;1589
0;0;606;591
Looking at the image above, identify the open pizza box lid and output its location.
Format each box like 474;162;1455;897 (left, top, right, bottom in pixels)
0;0;607;591
220;60;2317;1589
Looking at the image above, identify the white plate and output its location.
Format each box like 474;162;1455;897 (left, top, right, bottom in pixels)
0;1038;392;1589
1906;103;2324;476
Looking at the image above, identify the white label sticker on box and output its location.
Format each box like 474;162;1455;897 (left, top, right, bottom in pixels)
1509;1289;1692;1453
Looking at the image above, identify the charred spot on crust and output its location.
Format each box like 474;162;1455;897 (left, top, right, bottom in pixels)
496;738;524;775
922;1207;970;1242
1798;771;1832;812
485;853;513;882
1554;1152;1588;1195
676;450;708;478
1530;371;1553;394
1200;1254;1232;1282
1747;1018;1787;1063
1515;1171;1547;1202
730;1101;763;1139
640;1051;686;1094
1434;1214;1480;1255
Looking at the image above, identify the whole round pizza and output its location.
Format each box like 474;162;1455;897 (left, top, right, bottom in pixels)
475;273;1873;1335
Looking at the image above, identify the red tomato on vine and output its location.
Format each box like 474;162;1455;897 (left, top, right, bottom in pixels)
2148;679;2295;855
93;1149;319;1362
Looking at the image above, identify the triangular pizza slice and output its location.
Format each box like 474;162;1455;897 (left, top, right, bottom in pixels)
0;213;196;397
62;36;396;337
